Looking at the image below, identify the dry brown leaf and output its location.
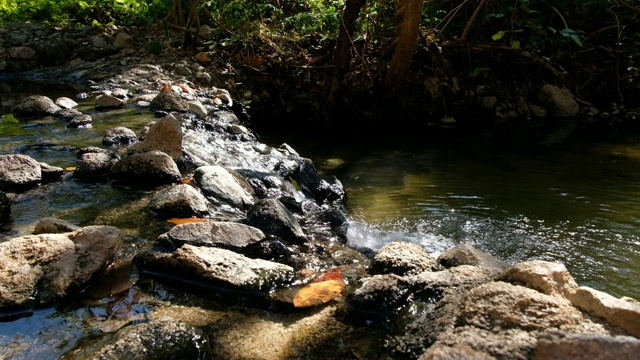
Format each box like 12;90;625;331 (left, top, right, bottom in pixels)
292;279;345;308
65;166;77;171
167;218;208;225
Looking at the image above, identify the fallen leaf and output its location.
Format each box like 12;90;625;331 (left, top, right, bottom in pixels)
181;178;194;184
167;218;208;225
314;266;345;282
65;166;77;171
293;279;345;308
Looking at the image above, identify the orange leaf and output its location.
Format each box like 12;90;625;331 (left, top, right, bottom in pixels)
167;218;208;225
180;178;194;184
314;266;344;282
161;84;170;92
292;279;345;308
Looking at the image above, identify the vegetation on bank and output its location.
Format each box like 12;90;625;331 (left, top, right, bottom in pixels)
1;0;639;133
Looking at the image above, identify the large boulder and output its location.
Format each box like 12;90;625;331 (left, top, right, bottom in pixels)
135;244;294;292
533;330;640;360
538;84;579;117
370;241;437;276
194;165;255;209
438;244;509;277
111;150;181;185
129;115;184;161
501;260;578;299
0;226;123;312
0;154;42;191
158;220;266;249
73;148;120;180
569;286;640;338
246;198;307;244
148;184;209;218
12;95;61;117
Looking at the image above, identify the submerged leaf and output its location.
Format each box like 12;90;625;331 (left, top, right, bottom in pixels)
167;217;208;225
293;279;345;308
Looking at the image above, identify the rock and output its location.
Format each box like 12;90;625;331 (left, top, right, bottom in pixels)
12;95;61;117
54;97;78;109
8;46;37;60
293;158;345;203
188;100;207;119
114;32;134;49
501;260;578;299
530;104;547;117
102;126;138;146
74;151;120;180
533;330;640;360
0;226;123;311
95;94;126;109
370;242;437;276
418;344;496;360
158;220;266;249
390;281;614;359
38;162;64;182
135;244;294;292
128;115;183;161
53;108;82;120
479;96;498;110
111;150;181;185
33;217;81;234
0;154;42;191
150;90;189;112
410;265;495;301
63;319;211;359
569;286;640;338
194;165;255;209
67;114;93;128
438;244;508;276
0;191;10;222
238;169;301;200
246;198;307;244
148;184;209;218
349;273;411;315
538;84;579;117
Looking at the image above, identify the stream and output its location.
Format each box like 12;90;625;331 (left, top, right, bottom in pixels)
1;80;640;358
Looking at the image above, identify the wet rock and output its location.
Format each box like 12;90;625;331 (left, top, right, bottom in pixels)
62;319;211;360
0;154;41;191
111;150;181;185
246;198;307;244
102;126;138;146
67;114;93;128
194;165;255;209
569;286;640;338
390;281;615;359
38;162;64;182
95;93;127;109
148;184;209;218
128;115;183;161
135;244;294;292
12;95;61;117
533;330;640;360
418;344;496;360
294;158;345;204
237;169;301;200
538;84;579;117
410;265;495;301
150;90;189;112
54;108;82;120
0;226;123;312
188;100;207;119
54;97;78;109
501;260;578;299
158;220;266;249
74;150;120;180
33;217;81;234
370;242;437;276
438;244;508;277
0;191;10;222
349;273;411;315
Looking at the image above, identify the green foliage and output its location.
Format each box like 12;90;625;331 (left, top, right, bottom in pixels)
0;0;168;26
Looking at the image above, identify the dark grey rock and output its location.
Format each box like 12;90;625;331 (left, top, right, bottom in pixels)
158;220;265;249
111;150;181;185
148;184;209;218
247;198;307;244
12;95;61;117
102;126;138;146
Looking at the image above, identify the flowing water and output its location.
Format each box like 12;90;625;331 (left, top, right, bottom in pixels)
1;80;640;357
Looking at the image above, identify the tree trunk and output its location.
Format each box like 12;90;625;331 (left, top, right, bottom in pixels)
382;0;424;100
326;0;367;114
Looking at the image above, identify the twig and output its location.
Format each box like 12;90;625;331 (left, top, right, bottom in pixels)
468;44;566;78
460;0;490;42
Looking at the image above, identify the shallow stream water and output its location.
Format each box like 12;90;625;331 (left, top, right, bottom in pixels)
1;80;640;358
